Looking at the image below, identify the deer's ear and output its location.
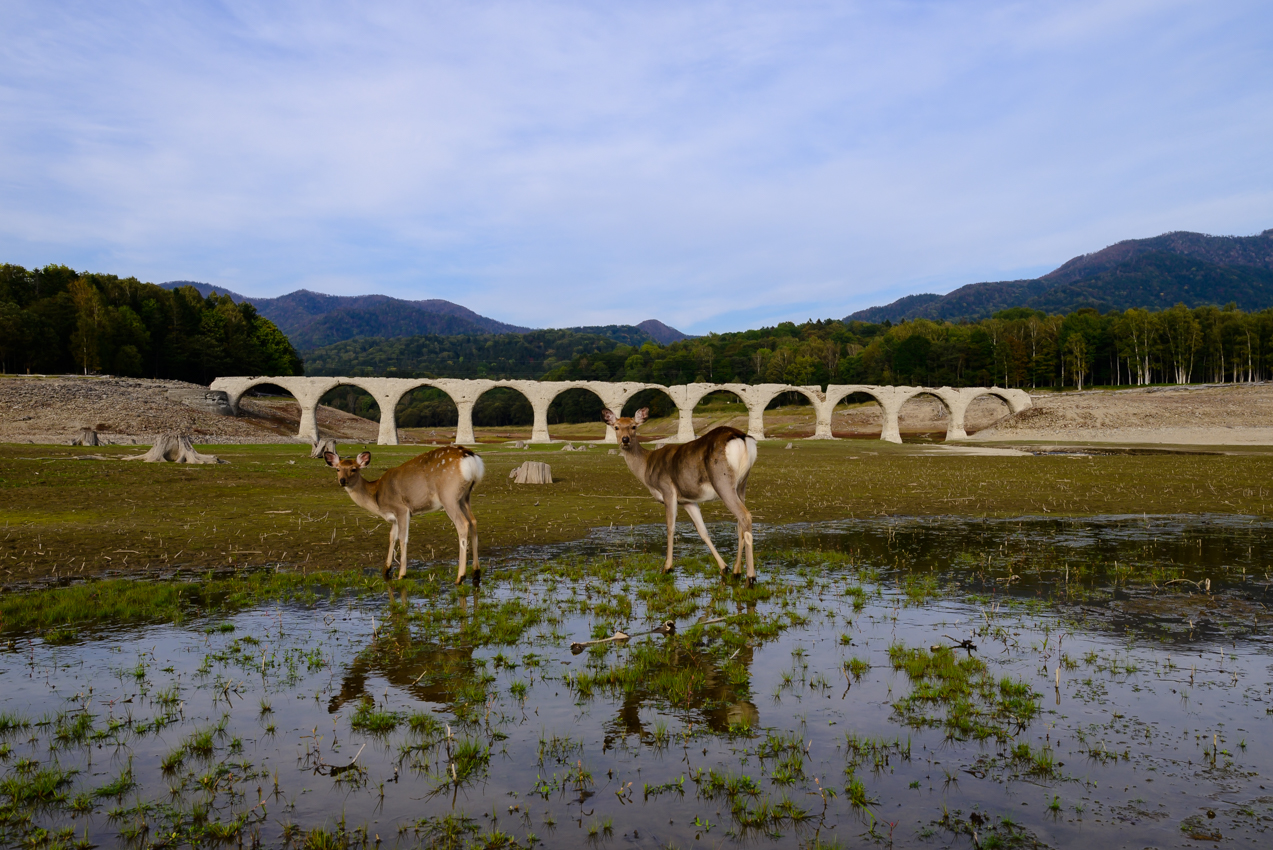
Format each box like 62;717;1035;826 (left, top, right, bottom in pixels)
601;408;617;426
323;451;339;467
634;408;649;425
356;451;372;468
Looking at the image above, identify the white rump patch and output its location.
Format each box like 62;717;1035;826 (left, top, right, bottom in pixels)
724;436;757;480
460;455;485;484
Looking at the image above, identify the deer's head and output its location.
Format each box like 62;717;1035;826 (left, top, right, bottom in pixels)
601;408;648;449
324;451;371;487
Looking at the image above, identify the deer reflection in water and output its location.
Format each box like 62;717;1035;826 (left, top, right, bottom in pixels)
328;586;482;717
604;601;761;749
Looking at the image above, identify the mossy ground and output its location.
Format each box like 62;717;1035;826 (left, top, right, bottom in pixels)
2;438;1271;591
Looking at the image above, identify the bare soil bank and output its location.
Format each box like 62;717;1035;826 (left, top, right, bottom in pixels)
0;376;379;445
2;375;1270;447
972;383;1273;446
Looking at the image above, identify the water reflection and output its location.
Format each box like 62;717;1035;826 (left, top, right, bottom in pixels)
329;586;482;715
605;639;759;746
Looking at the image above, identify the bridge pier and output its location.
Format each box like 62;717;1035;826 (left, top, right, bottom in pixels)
293;387;327;444
529;396;552;444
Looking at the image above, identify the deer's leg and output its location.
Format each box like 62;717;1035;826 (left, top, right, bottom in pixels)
718;484;754;584
461;496;480;586
384;519;400;579
683;502;728;573
732;477;750;575
443;500;471;585
395;511;411;580
663;495;679;573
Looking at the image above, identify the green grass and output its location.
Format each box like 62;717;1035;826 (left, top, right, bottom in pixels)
349;696;401;734
2;441;1271;601
888;643;1040;741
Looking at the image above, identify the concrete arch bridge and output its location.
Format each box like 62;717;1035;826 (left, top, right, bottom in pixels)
209;376;1031;446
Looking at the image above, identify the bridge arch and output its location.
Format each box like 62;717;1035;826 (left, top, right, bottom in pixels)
208;377;1032;446
547;385;610;442
895;389;956;442
826;387;889;439
393;383;461;443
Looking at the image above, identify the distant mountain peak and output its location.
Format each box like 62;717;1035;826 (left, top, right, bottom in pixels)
846;227;1273;323
636;319;690;344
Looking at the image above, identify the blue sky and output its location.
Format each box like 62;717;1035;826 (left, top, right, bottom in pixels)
2;1;1270;334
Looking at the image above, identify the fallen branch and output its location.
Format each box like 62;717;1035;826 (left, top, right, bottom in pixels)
323;743;367;777
571;620;675;654
1163;578;1211;592
932;635;978;656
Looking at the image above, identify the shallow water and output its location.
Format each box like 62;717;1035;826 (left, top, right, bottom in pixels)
3;516;1272;848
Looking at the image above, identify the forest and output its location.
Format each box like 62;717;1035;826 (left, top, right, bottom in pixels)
320;302;1273;428
313;302;1273;392
0;264;303;382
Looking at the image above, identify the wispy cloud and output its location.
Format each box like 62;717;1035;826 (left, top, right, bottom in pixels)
1;0;1270;333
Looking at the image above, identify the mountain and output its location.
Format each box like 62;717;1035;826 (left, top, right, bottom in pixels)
846;293;944;324
636;319;691;344
161;281;689;349
847;228;1273;322
163;280;253;303
161;283;531;348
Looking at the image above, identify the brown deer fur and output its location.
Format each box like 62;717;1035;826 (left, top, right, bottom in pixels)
324;446;485;584
601;407;758;584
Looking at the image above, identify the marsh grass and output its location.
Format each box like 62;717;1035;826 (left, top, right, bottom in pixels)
350;695;401;734
888;644;1040;741
3;441;1271;592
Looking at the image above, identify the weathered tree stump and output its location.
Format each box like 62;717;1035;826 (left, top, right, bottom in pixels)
311;437;337;459
126;433;225;464
70;428;100;447
509;461;552;484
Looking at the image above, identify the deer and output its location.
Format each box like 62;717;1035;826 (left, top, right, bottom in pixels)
601;407;759;585
323;445;485;585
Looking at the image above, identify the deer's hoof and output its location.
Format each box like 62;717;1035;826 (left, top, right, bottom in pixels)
746;576;757;589
662;565;675;574
382;567;394;581
472;572;482;589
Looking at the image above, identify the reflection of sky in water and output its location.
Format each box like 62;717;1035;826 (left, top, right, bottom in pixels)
2;516;1271;848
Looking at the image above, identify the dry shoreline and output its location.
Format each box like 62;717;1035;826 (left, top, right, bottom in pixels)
1;374;1270;448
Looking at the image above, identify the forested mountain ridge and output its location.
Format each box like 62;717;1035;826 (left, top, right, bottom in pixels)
303;328;638;380
160;282;688;348
849;228;1273;323
1042;228;1273;286
161;283;532;347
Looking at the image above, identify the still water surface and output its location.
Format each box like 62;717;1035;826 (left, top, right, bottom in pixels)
2;515;1271;848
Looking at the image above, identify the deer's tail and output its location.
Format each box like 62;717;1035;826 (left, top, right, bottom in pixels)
724;435;757;481
459;453;485;486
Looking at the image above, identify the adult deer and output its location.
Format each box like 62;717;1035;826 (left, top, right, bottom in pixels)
323;446;485;584
601;407;759;585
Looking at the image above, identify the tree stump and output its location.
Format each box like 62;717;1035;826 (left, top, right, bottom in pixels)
70;428;100;447
126;433;225;464
509;461;553;484
311;437;337;459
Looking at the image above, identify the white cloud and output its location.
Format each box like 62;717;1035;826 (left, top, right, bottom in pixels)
0;0;1270;333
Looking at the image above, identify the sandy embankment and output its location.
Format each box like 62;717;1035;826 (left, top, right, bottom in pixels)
0;376;379;445
970;383;1273;446
1;375;1270;447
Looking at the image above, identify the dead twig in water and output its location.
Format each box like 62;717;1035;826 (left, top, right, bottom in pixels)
571;620;675;654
